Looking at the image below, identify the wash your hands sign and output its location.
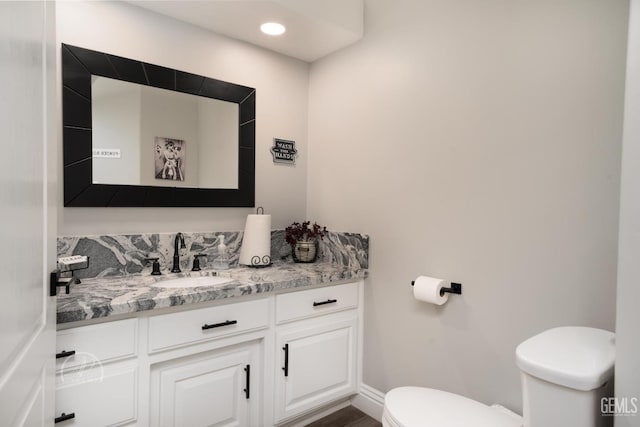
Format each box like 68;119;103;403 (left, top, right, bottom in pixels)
271;138;298;165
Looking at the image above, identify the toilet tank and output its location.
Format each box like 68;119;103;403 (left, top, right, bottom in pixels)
516;327;615;427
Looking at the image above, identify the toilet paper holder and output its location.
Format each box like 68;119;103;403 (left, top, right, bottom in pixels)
411;280;462;297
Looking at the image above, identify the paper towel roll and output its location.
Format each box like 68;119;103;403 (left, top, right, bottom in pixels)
239;213;272;266
413;275;449;305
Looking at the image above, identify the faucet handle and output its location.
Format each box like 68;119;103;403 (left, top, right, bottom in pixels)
192;254;207;271
145;257;162;276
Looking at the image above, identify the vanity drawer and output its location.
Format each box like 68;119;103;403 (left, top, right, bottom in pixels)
56;318;138;372
276;282;359;324
55;365;137;427
148;298;269;353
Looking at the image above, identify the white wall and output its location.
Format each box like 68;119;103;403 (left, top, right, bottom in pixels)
615;0;640;425
92;78;141;185
308;0;628;412
56;1;309;235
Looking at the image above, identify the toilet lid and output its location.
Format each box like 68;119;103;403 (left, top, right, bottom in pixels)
384;387;521;427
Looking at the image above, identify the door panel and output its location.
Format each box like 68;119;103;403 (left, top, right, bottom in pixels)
287;327;351;404
55;367;138;426
152;344;259;427
275;316;358;422
0;1;56;425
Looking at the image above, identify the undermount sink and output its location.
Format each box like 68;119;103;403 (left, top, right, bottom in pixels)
151;276;234;289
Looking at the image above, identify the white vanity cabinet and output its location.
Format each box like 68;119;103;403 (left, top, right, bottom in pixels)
148;299;268;427
274;282;360;423
55;318;139;426
55;280;363;426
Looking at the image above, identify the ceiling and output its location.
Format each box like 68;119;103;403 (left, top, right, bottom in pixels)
125;0;364;63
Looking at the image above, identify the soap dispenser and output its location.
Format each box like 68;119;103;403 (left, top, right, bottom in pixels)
212;235;230;270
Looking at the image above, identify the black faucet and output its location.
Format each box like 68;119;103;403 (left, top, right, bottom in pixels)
171;232;186;273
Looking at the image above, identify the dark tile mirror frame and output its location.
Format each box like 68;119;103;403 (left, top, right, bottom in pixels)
62;43;256;207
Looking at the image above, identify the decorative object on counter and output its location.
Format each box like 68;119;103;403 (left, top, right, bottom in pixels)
239;207;272;267
285;221;327;263
50;256;90;296
212;235;230;270
57;255;89;273
271;138;298;165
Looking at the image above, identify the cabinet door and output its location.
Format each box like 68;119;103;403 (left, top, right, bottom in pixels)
55;365;137;426
152;343;259;427
275;314;358;422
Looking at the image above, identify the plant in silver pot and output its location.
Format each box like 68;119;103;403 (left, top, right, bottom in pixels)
285;221;327;263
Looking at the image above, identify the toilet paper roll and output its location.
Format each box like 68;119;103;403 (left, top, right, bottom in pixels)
413;275;449;305
239;214;272;266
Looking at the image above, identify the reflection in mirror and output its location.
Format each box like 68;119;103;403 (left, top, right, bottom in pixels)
92;77;239;189
61;43;255;207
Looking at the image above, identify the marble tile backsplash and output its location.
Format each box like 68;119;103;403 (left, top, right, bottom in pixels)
57;230;369;280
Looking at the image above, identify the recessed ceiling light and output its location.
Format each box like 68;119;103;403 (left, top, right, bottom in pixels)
260;22;286;36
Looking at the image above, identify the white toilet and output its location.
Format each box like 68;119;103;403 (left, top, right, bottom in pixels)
382;326;615;427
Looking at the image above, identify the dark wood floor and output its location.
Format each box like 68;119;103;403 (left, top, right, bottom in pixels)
304;406;382;427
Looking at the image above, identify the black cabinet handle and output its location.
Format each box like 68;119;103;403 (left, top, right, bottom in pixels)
54;412;75;423
313;299;337;307
243;364;250;399
55;350;75;359
202;320;237;330
282;344;289;377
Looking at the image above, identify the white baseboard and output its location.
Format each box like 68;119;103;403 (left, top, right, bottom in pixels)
278;399;351;427
278;384;386;426
351;383;385;421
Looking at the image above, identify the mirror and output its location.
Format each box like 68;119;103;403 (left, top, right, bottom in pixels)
92;77;239;189
62;44;255;207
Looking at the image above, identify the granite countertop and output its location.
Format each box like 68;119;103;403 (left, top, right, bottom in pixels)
56;262;367;324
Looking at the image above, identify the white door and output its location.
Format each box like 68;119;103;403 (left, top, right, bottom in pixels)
275;316;358;422
0;1;56;426
153;344;259;427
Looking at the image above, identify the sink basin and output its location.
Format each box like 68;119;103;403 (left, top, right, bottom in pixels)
151;276;234;289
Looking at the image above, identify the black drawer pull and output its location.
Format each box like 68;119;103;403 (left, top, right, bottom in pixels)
244;364;251;399
282;344;289;377
55;350;76;359
313;299;337;307
55;412;75;423
202;320;237;330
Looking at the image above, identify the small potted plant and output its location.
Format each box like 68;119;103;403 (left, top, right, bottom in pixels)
285;221;327;263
